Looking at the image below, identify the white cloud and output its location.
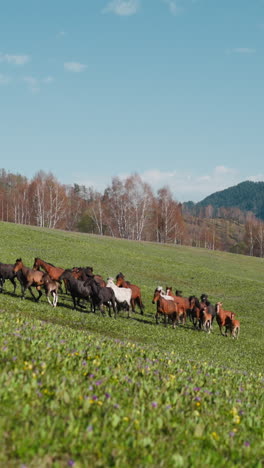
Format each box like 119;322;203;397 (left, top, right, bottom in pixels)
140;169;178;183
23;76;40;93
57;30;66;37
139;166;242;202
0;73;10;85
163;0;182;15
230;48;256;54
0;53;30;65
71;166;263;203
64;62;87;73
23;75;54;93
43;76;54;84
103;0;140;16
214;165;237;175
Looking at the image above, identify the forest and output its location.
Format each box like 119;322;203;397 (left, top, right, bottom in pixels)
0;168;263;257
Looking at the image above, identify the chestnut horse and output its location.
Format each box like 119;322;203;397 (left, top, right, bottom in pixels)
13;258;45;301
33;257;65;281
166;287;187;324
116;273;144;315
152;287;177;328
33;257;67;293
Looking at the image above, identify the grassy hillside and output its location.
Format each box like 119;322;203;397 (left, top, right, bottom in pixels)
0;222;263;467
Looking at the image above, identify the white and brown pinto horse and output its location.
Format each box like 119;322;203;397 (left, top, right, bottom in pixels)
152;287;178;328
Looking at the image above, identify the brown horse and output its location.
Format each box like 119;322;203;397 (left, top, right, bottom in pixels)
188;295;202;328
166;287;187;324
225;312;240;339
152;287;178;328
13;258;46;301
33;257;68;293
33;257;65;280
216;302;236;336
116;273;144;315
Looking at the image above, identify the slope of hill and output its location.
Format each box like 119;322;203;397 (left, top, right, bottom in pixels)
196;180;264;219
0;222;263;467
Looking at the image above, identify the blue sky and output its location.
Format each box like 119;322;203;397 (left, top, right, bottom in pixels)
0;0;263;202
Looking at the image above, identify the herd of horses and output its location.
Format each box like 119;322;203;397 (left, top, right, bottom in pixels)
0;257;240;338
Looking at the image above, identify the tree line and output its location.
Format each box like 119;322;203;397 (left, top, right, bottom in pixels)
0;168;263;257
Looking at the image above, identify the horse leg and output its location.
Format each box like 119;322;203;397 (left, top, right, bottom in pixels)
20;283;26;299
46;292;52;306
136;296;144;315
107;301;112;317
172;313;176;329
112;298;117;319
131;298;136;313
54;292;58;307
25;281;37;301
10;278;16;294
99;301;105;316
63;278;68;295
71;294;77;310
35;286;42;302
0;277;4;293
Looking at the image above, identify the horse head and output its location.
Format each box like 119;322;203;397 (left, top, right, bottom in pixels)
116;272;125;281
33;257;40;270
13;258;23;273
116;275;124;287
152;287;163;304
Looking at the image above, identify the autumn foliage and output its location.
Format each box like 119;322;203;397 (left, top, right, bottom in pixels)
0;168;262;257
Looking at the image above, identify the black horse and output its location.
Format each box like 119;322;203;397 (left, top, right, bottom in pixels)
0;262;18;293
85;277;117;318
71;266;106;287
59;270;92;310
0;262;26;295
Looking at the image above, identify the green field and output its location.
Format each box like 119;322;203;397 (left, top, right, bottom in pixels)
0;222;263;468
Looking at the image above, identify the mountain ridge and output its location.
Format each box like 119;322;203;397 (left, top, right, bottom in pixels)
184;180;264;220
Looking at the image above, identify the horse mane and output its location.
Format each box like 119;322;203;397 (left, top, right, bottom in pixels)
36;257;56;267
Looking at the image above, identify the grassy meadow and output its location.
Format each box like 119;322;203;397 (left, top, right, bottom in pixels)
0;222;263;468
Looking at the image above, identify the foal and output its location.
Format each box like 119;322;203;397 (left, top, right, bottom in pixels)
42;274;60;307
225;313;240;339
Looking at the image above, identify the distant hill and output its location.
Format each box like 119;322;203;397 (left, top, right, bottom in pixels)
195;181;264;220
